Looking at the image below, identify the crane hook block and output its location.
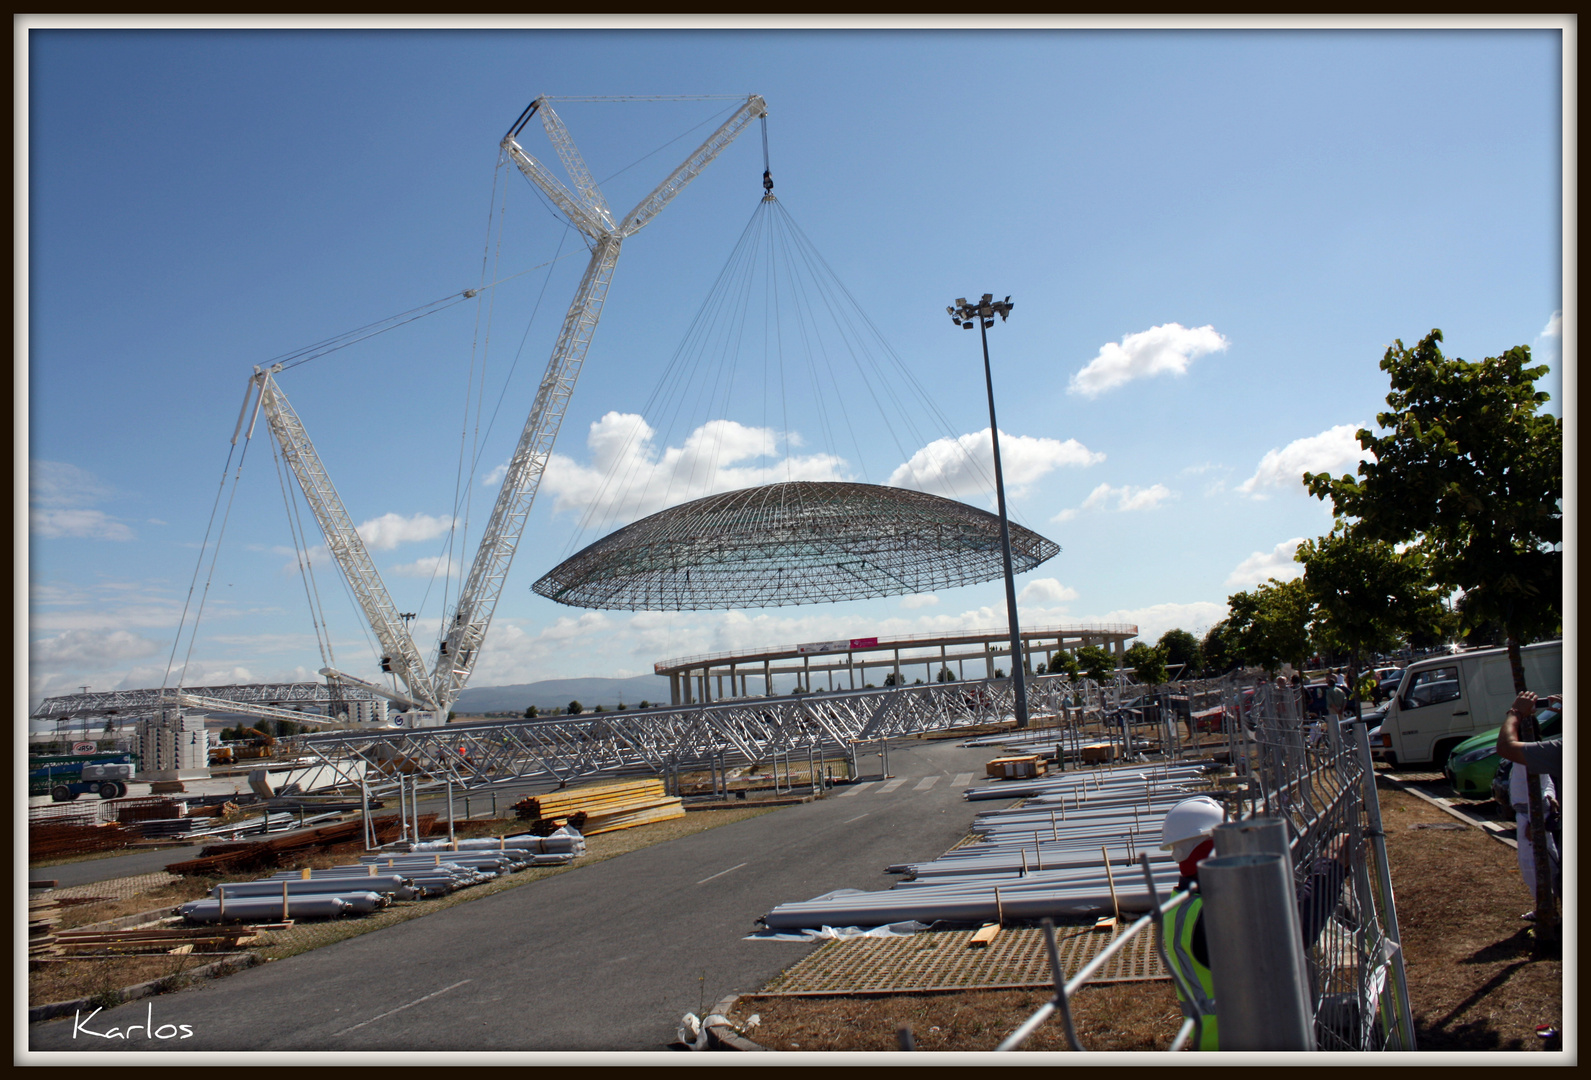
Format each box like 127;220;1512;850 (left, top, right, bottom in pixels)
763;170;774;194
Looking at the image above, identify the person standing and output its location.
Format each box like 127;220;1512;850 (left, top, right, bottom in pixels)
1508;759;1559;919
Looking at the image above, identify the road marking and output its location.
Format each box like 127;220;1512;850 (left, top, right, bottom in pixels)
839;782;872;797
843;813;870;823
953;772;974;786
697;862;748;885
334;980;472;1036
880;777;909;793
913;775;940;792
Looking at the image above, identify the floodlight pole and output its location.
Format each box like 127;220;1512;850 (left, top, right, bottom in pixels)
949;294;1029;730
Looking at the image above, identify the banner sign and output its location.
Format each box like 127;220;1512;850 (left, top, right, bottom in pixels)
798;637;879;654
71;742;97;755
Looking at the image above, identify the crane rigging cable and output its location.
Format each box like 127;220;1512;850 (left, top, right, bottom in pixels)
554;186;1004;563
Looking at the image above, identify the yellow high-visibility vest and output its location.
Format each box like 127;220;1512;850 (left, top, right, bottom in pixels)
1166;892;1219;1051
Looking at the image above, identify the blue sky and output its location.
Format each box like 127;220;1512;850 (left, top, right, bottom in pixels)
23;23;1567;713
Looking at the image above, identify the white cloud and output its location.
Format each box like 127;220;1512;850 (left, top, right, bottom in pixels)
356;512;454;551
1053;482;1174;522
29;628;164;670
1225;538;1306;589
888;429;1102;499
900;594;939;609
389;554;460;579
1238;424;1370;498
1019;578;1078;606
541;412;847;525
29;461;133;540
1540;310;1562;339
1068;323;1229;398
30;508;135;541
482;462;509;487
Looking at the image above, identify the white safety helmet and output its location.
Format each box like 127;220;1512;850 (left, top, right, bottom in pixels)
1160;796;1225;862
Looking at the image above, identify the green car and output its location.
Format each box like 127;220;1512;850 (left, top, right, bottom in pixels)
1443;705;1562;799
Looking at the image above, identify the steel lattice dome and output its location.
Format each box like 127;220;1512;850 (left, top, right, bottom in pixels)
532;481;1060;611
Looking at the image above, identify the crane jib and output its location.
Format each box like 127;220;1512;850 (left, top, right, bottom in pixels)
264;96;767;716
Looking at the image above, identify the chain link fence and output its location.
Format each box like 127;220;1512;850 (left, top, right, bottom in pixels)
995;676;1416;1052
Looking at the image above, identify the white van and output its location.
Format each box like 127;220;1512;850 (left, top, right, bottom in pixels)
1377;640;1561;766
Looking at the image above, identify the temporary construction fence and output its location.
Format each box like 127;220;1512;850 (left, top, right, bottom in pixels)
992;679;1416;1052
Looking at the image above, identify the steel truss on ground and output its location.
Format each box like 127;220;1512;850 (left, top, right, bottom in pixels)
292;673;1120;799
31;683;380;726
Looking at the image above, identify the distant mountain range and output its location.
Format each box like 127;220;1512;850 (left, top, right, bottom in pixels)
453;675;675;715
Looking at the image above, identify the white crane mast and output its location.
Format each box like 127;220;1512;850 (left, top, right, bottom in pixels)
263;95;767;715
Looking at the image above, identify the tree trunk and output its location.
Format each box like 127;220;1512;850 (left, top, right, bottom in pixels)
1508;634;1558;953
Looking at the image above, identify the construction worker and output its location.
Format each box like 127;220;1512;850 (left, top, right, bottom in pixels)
1160;797;1353;1051
1160;796;1226;1050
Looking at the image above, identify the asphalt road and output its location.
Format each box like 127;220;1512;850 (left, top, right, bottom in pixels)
32;737;1016;1054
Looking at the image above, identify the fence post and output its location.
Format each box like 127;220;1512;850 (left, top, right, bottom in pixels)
1353;721;1417;1049
1199;852;1316;1050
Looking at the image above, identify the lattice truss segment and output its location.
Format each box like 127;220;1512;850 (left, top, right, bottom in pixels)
292;673;1096;796
32;683;379;723
534;481;1061;611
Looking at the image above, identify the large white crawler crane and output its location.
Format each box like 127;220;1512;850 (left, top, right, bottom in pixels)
249;95;768;723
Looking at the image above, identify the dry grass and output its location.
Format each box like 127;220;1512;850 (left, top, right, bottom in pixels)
1377;784;1562;1051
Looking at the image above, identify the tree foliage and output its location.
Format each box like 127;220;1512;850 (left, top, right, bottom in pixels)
1224;577;1312;676
1075;645;1116;684
937;666;957;683
1156;629;1203;680
566;700;583;716
1200;621;1241;676
1124;642;1168;686
1295;524;1445;690
524;705;539;719
1047;650;1080;678
1304;330;1562;658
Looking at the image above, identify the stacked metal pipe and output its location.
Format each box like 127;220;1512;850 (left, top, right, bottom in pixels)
761;760;1220;930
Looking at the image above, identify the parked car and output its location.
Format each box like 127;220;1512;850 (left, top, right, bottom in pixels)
1444;703;1562;800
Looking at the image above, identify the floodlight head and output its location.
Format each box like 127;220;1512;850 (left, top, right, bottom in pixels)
955;298;967;307
981;293;993;303
963;321;975;329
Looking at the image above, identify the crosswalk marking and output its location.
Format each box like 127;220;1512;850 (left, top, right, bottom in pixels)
953;772;974;786
839;781;872;797
880;777;909;793
913;775;939;792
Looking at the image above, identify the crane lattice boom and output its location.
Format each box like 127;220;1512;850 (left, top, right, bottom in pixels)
263;95;767;715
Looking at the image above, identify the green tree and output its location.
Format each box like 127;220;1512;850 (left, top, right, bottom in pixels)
936;666;957;683
524;705;539;719
1124;642;1168;686
1225;578;1312;676
566;700;583;716
1305;329;1562;948
1201;621;1240;676
1295;524;1445;710
1075;645;1116;684
1047;650;1079;679
1156;629;1203;681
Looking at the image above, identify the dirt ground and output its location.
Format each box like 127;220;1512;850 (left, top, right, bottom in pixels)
729;784;1564;1053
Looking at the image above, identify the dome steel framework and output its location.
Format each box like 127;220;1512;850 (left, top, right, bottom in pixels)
533;481;1060;611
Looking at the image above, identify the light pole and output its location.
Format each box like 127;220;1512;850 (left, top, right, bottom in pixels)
948;294;1029;729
